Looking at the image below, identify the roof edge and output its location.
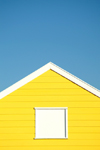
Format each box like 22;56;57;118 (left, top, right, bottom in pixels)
0;62;51;99
0;62;100;99
49;62;100;97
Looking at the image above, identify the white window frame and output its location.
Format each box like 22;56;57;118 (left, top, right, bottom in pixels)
34;107;68;139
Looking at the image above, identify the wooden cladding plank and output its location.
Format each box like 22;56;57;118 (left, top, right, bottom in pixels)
21;83;80;89
2;95;99;102
0;140;100;146
0;121;34;127
69;133;100;139
0;146;100;150
0;127;34;134
69;121;100;126
68;114;100;121
0;134;34;140
69;108;100;114
9;89;91;96
0;115;35;121
0;102;100;107
69;127;100;133
32;76;71;83
0;108;34;115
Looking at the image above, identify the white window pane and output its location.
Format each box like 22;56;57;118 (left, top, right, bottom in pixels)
35;108;68;139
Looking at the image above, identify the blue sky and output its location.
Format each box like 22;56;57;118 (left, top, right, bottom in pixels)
0;0;100;91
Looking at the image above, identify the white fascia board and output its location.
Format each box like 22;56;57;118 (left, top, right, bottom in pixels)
49;62;100;98
0;63;51;99
0;62;100;99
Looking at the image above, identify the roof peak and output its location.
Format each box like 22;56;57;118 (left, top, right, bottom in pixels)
0;62;100;99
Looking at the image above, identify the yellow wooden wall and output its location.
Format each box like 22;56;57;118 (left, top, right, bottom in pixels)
0;69;100;150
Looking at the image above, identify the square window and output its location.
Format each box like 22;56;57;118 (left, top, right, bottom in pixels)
34;107;68;139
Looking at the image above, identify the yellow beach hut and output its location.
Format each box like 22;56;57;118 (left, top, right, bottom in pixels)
0;62;100;150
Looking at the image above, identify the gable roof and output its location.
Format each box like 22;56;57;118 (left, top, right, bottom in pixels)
0;62;100;99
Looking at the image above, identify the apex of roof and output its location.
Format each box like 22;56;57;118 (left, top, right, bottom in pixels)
0;62;100;99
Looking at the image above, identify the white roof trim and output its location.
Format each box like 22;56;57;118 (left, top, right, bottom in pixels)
0;62;100;99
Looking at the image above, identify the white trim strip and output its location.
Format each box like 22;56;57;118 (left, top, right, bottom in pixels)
35;107;68;110
66;108;68;138
0;62;100;99
34;138;68;139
